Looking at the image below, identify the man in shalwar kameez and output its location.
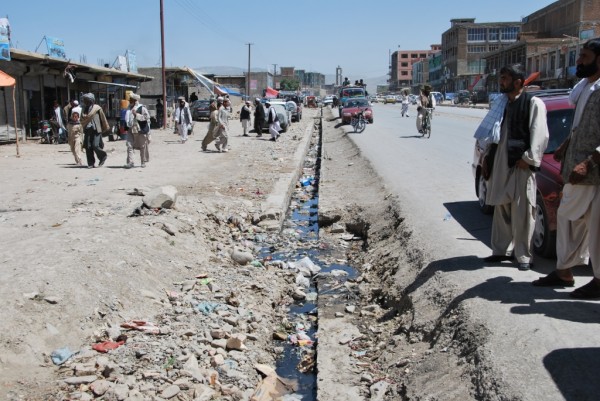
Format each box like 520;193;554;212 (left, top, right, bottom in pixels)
532;38;600;299
482;64;549;271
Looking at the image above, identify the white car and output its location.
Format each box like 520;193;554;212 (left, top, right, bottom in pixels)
323;95;334;105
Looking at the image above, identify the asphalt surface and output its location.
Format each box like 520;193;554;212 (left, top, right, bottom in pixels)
339;102;600;401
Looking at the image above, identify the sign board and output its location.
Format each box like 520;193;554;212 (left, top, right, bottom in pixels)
580;29;595;40
0;18;10;61
116;55;128;72
45;36;66;59
250;79;257;90
126;50;137;73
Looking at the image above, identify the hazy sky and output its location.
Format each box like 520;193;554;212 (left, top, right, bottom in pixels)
4;0;554;82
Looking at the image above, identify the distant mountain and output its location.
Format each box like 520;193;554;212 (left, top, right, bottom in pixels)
198;67;389;90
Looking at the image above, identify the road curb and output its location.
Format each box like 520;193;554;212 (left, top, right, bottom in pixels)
259;119;315;231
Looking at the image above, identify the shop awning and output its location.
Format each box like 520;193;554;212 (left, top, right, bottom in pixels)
0;69;20;156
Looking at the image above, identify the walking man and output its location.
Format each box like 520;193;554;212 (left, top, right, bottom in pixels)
240;100;252;136
482;64;549;271
532;38;600;298
174;96;192;143
253;98;265;136
214;97;230;152
64;99;83;165
125;93;151;168
202;99;219;151
401;90;410;117
80;93;109;168
266;101;280;142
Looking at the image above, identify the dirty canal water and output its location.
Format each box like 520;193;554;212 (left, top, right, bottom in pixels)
257;119;358;400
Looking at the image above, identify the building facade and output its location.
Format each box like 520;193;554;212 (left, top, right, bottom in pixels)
441;18;521;92
390;45;440;92
1;48;152;140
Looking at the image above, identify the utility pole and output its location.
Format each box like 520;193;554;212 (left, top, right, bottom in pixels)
160;0;167;128
246;43;252;100
272;64;277;89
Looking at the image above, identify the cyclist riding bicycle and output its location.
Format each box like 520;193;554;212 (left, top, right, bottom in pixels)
416;84;436;134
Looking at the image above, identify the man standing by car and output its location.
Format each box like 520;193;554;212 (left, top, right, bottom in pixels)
532;38;600;298
482;64;549;271
253;98;264;137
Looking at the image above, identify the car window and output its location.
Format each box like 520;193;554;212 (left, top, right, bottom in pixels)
545;109;574;154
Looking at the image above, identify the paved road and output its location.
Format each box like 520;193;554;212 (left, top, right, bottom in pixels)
341;102;600;401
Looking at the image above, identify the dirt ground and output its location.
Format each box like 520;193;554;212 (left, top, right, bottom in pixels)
1;104;516;401
0;110;318;399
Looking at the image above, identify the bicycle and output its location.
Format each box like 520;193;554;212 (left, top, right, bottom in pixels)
421;107;433;138
350;111;367;133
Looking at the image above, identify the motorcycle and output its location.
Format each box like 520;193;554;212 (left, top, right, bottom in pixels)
37;120;54;144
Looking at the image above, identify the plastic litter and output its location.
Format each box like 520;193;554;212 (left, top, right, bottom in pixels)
194;301;221;315
51;346;77;365
120;320;160;335
92;340;126;353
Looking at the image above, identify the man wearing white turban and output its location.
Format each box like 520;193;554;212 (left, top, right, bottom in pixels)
125;93;151;168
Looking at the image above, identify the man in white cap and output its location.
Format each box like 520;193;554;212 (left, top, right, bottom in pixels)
64;99;83;165
174;96;192;143
240;100;252;137
125;93;151;168
80;93;110;168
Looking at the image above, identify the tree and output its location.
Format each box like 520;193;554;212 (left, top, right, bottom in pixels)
279;78;300;91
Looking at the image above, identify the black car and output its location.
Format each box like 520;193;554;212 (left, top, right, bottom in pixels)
191;100;211;121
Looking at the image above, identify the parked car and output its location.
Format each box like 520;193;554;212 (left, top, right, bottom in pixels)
384;95;397;104
454;90;471;105
191;99;211;121
341;97;373;124
431;91;444;104
260;101;290;133
472;91;574;257
283;95;303;121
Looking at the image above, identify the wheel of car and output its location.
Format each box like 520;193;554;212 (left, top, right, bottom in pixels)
533;195;557;258
477;173;494;215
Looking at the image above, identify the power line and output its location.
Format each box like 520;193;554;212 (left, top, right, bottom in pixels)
172;0;244;44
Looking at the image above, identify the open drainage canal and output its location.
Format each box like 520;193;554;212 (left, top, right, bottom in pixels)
257;121;358;400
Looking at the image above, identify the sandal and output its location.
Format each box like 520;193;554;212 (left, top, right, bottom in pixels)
570;279;600;299
532;271;575;287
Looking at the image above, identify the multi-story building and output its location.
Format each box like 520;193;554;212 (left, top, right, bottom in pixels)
390;45;440;92
441;18;521;92
484;0;600;91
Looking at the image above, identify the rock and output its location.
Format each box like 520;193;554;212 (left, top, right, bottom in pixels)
210;329;227;339
161;222;176;236
211;339;227;349
345;305;356;314
335;312;344;318
73;363;96;376
317;208;341;226
193;384;217;401
259;209;281;221
360;373;373;383
143;185;178;209
90;379;111;396
140;289;160;300
161;384;181;399
370;381;390;401
211;354;225;366
111;383;129;400
223;316;239;326
230;249;254;265
107;327;121;340
295;273;310;288
44;296;60;304
208;281;221;293
226;334;247;351
273;332;287;341
330;269;348;277
292;288;307;300
23;291;39;300
64;375;98;385
330;223;345;233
